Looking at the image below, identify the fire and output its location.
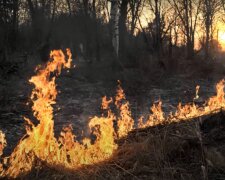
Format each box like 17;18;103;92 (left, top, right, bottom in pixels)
0;131;6;157
207;79;225;110
0;49;117;178
0;49;224;178
115;81;134;138
194;85;200;100
138;101;165;128
172;102;199;121
139;80;225;126
101;96;112;110
0;131;6;172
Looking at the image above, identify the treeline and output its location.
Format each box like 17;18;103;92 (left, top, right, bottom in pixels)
1;0;225;71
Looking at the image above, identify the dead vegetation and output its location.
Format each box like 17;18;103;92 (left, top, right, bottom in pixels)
0;53;225;179
20;110;225;180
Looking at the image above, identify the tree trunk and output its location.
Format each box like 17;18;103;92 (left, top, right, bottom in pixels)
93;0;101;61
82;0;92;62
66;0;72;16
27;0;35;25
155;0;161;60
169;27;173;58
110;0;120;57
119;0;128;60
11;0;19;51
51;0;57;22
204;0;210;60
205;23;210;59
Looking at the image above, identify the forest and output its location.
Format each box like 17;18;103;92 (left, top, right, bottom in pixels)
1;0;225;73
0;0;225;179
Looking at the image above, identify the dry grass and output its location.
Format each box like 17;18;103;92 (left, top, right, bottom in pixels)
19;111;225;180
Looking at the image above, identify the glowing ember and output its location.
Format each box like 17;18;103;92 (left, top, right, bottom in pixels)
0;49;224;178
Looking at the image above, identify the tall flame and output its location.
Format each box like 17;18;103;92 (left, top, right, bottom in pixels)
0;49;117;178
115;81;134;138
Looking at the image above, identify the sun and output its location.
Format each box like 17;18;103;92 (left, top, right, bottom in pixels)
219;32;225;42
218;31;225;50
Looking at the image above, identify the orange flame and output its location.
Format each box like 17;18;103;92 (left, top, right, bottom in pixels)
139;80;225;126
138;101;165;128
115;81;134;138
207;79;225;110
0;49;117;178
194;85;200;100
101;96;112;110
0;131;6;157
0;131;6;173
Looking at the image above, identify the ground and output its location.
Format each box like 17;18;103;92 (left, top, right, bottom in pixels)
23;111;225;180
0;54;225;179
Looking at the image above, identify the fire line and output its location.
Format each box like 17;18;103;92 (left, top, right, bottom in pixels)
0;49;224;178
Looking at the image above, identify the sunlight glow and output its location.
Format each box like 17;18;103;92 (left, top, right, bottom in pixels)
219;32;225;42
218;31;225;50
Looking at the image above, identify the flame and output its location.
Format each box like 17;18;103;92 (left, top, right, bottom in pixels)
0;131;6;157
115;81;134;138
138;101;165;128
0;131;6;172
207;79;225;110
139;80;225;127
194;85;200;100
0;49;117;178
173;102;199;120
101;96;112;110
169;79;225;121
0;49;224;178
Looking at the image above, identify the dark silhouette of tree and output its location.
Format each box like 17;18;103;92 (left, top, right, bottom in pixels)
202;0;221;59
168;0;202;59
0;0;19;60
129;0;144;36
119;0;128;60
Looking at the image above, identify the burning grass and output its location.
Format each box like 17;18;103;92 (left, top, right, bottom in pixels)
0;49;225;179
22;111;225;179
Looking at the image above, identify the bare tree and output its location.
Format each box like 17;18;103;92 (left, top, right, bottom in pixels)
66;0;72;16
148;0;168;59
129;0;145;35
119;0;128;59
202;0;221;59
168;0;202;59
221;0;225;11
110;0;120;57
0;0;19;60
